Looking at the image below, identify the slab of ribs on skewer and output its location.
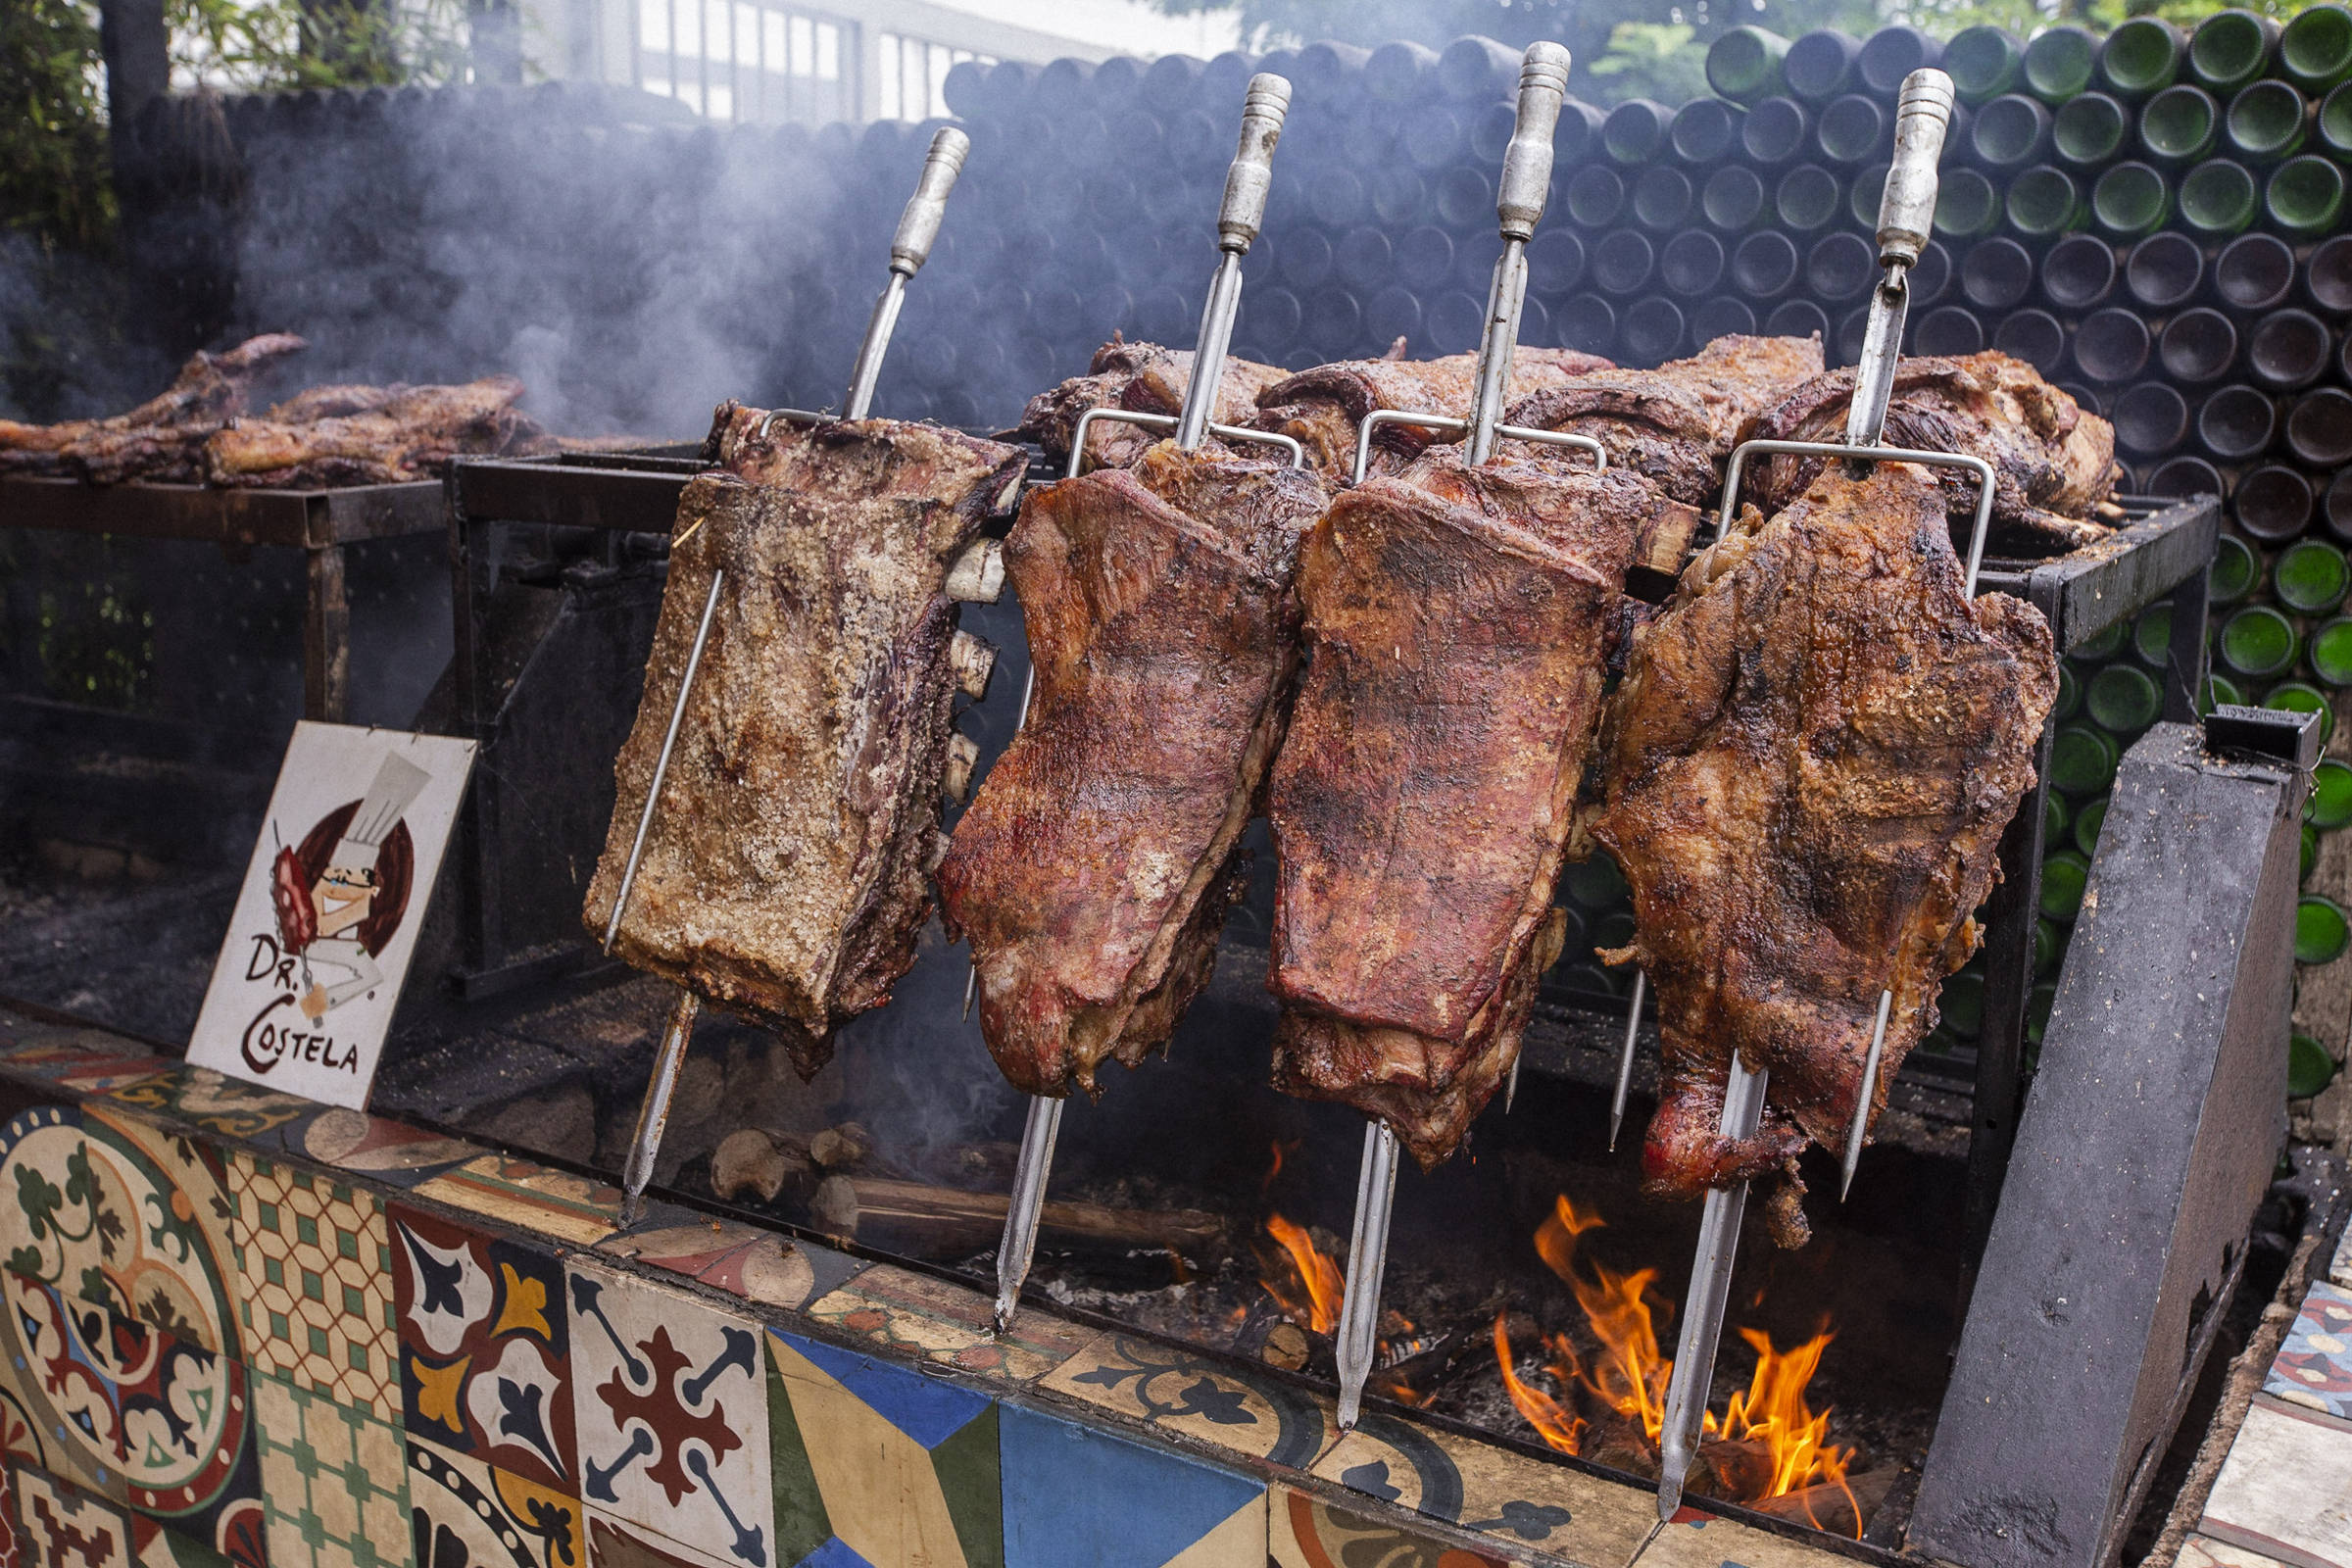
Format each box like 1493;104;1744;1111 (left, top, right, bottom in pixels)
584;403;1027;1076
0;331;583;487
1005;338;1289;471
936;437;1328;1095
1592;460;2059;1246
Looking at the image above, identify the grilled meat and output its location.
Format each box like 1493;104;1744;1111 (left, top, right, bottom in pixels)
205;376;552;487
258;384;406;423
0;333;309;482
937;439;1328;1097
1592;463;2056;1245
1006;337;1288;471
1501;334;1826;505
1268;449;1690;1167
584;405;1028;1075
1741;351;2120;556
1252;346;1614;479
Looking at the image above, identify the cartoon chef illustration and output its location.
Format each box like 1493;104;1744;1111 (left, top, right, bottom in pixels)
270;752;427;1020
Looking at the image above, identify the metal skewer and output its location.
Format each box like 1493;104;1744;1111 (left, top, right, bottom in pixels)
1330;41;1574;1434
987;74;1295;1336
1650;68;1964;1522
604;125;972;1227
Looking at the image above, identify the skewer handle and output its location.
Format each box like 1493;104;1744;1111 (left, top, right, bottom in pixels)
1217;74;1291;254
1876;69;1956;270
890;125;972;277
1497;42;1571;242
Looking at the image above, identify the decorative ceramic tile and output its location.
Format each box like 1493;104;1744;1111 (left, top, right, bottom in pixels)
128;1518;238;1568
2202;1399;2352;1568
0;1036;173;1096
0;1272;267;1560
228;1152;398;1419
252;1371;413;1568
1268;1485;1506;1568
1000;1401;1264;1568
2330;1219;2352;1295
2182;1533;2309;1568
565;1261;771;1568
805;1264;1095;1383
765;1326;1001;1568
0;1462;20;1568
695;1236;861;1316
0;1105;240;1356
12;1464;133;1568
1310;1415;1645;1565
111;1068;312;1144
408;1437;585;1568
1634;1509;1852;1568
2267;1281;2352;1426
1039;1331;1327;1467
581;1511;735;1568
391;1205;574;1489
414;1159;625;1249
289;1108;478;1189
594;1218;770;1282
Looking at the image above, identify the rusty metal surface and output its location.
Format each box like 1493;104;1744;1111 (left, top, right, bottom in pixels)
0;474;444;548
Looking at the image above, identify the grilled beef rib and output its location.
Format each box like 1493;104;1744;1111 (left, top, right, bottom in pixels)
1592;463;2057;1244
0;334;308;483
1252;346;1614;480
583;405;1027;1075
1007;338;1287;472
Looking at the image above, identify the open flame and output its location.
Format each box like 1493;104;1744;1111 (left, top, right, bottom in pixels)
1259;1212;1344;1336
1495;1196;1861;1534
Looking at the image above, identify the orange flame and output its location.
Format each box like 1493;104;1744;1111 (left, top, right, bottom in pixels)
1496;1194;1861;1534
1260;1212;1343;1336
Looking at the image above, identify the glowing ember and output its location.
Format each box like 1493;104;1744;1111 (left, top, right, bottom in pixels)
1494;1194;1860;1534
1259;1212;1344;1336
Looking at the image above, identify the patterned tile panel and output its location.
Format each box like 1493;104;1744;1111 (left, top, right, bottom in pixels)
1268;1485;1506;1568
999;1401;1264;1568
12;1464;134;1568
253;1372;413;1568
288;1109;478;1191
1635;1509;1855;1568
408;1437;586;1568
129;1518;238;1568
391;1204;574;1489
581;1512;737;1568
0;1030;174;1097
2181;1532;2310;1568
803;1265;1094;1384
565;1261;771;1568
0;1105;239;1358
766;1326;1001;1568
414;1160;625;1250
0;1461;20;1568
1310;1415;1646;1568
2201;1399;2352;1568
2264;1280;2352;1426
696;1237;862;1317
228;1152;398;1419
111;1068;312;1146
0;1273;266;1561
1039;1331;1327;1467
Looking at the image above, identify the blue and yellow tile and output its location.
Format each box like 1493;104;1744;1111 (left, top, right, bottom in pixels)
1038;1331;1326;1467
999;1401;1263;1568
1310;1414;1643;1566
408;1436;585;1568
766;1326;1001;1568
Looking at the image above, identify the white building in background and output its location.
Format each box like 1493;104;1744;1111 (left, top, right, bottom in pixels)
528;0;1239;123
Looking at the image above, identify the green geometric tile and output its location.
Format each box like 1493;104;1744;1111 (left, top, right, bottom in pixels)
253;1372;413;1568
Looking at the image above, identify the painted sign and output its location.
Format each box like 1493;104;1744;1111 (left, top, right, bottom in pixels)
188;722;474;1107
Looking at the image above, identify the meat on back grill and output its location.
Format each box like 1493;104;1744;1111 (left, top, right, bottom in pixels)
583;404;1027;1075
1251;345;1614;480
937;439;1328;1097
0;333;308;483
1268;448;1691;1168
1500;334;1828;505
205;375;553;487
1591;462;2057;1246
1005;338;1287;471
1741;350;2121;556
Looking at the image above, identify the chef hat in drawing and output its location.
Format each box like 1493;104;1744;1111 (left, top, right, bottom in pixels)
330;753;430;869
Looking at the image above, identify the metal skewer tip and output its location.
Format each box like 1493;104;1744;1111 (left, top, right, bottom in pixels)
1840;989;1893;1201
620;990;700;1225
994;1094;1064;1332
1335;1120;1401;1431
1608;970;1646;1153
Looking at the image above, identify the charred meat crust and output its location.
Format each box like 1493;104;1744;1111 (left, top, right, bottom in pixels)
1004;338;1288;469
1250;346;1614;479
1740;350;2121;556
584;413;1028;1074
936;440;1329;1098
0;333;310;483
1592;463;2057;1238
204;376;547;487
1500;334;1829;505
1267;448;1665;1169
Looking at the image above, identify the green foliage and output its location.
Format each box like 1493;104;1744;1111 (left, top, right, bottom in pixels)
37;558;156;712
0;0;113;249
167;0;474;93
1588;21;1711;101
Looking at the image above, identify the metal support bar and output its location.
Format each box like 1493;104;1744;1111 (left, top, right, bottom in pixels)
1349;409;1605;487
620;990;699;1224
1334;1120;1400;1431
303;543;349;723
993;1095;1065;1331
1068;407;1304;479
602;567;725;953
